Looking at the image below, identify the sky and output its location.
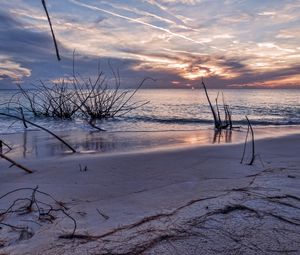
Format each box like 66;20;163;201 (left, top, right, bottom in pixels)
0;0;300;89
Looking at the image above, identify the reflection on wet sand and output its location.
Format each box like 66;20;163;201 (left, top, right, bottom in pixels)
3;126;298;160
212;130;232;144
23;131;27;158
1;127;299;159
2;129;248;160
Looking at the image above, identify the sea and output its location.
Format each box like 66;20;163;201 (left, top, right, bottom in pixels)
0;89;299;134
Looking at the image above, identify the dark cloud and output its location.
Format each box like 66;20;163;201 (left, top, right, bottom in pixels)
219;59;247;70
0;10;180;89
227;64;300;87
0;11;21;27
0;10;57;59
0;10;161;89
0;74;11;79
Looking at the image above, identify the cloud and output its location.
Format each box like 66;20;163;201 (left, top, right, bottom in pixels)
0;56;31;81
0;9;59;59
149;0;199;5
0;0;300;89
228;64;300;88
69;0;208;45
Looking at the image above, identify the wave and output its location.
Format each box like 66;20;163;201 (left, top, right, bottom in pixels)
125;116;213;124
236;120;300;126
124;116;300;126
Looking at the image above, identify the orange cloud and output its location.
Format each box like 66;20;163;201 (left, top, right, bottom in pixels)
229;74;300;88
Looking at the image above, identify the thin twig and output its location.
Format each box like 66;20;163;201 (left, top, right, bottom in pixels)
19;107;28;128
96;208;110;220
0;112;76;153
241;116;255;165
0;187;76;236
201;78;220;129
41;0;61;61
0;153;33;174
0;139;12;152
246;116;255;165
240;121;250;164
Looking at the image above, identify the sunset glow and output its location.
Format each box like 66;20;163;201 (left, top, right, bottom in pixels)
1;0;300;88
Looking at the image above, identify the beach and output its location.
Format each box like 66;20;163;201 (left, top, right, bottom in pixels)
0;128;299;254
1;0;300;254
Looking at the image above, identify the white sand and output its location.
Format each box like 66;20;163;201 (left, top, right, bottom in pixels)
0;130;300;254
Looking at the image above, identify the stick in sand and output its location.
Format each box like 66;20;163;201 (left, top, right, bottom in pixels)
0;112;76;153
0;154;33;174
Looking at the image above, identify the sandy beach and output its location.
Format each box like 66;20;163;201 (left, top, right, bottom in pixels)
1;0;300;254
0;128;299;254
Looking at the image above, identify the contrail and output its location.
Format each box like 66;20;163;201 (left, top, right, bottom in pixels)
69;0;206;45
99;1;177;26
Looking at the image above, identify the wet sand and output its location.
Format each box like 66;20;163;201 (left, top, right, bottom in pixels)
1;125;299;159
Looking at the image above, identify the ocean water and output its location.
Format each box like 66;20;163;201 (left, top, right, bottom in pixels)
0;89;299;134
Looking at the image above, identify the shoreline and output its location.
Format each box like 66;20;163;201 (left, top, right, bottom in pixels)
1;125;299;160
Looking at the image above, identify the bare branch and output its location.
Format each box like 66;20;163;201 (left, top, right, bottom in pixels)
41;0;61;61
246;116;255;165
241;116;255;165
0;112;76;153
0;153;33;174
201;78;221;129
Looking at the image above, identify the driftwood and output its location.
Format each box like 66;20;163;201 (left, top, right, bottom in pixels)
201;78;221;129
71;52;154;126
0;187;76;236
246;116;255;165
0;112;76;153
0;137;32;174
88;118;106;131
215;92;222;127
240;116;255;165
222;92;233;129
201;79;234;130
0;139;12;153
96;208;110;220
9;56;155;132
0;153;33;174
19;107;28;128
41;0;61;61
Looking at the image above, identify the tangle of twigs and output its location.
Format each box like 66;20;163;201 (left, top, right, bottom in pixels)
0;186;77;237
5;59;155;131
